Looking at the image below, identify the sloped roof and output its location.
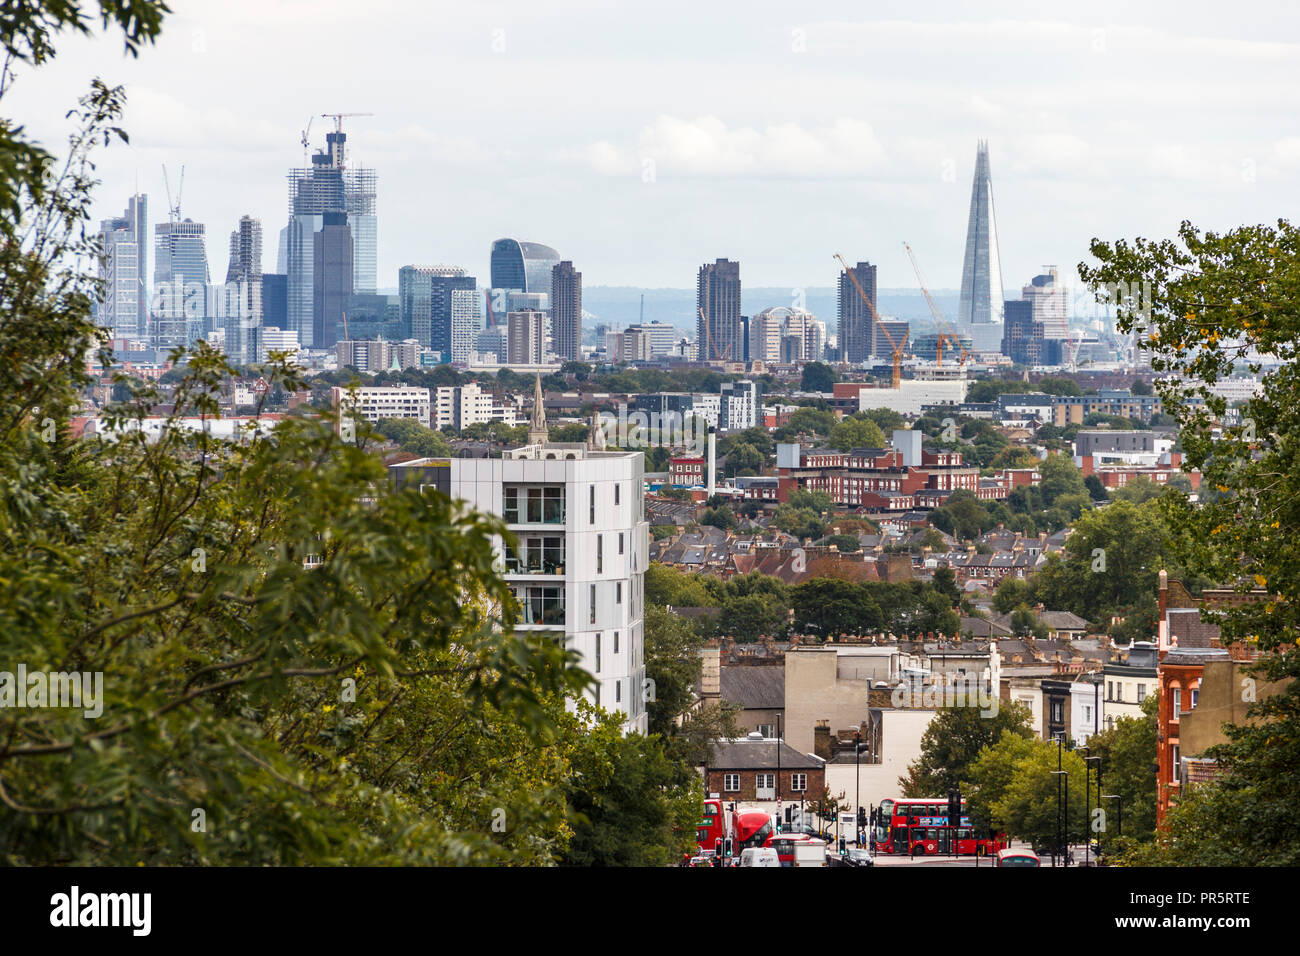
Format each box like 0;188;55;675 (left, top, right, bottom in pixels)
708;737;824;770
719;666;785;710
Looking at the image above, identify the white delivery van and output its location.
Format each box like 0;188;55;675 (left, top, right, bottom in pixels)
793;841;827;867
738;847;781;868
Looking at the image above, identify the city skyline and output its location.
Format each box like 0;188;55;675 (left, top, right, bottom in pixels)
9;1;1299;292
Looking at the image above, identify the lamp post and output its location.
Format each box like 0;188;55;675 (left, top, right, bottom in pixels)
854;730;861;846
775;714;783;827
1052;769;1068;867
1079;746;1090;867
1103;794;1123;847
1086;756;1102;866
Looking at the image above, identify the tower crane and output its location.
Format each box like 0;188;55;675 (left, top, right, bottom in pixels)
300;115;313;164
321;112;373;133
161;164;184;224
903;241;969;369
835;253;907;388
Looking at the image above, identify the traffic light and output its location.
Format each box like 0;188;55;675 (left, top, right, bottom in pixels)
948;790;962;826
724;837;733;859
714;838;723;867
857;806;867;829
838;837;846;855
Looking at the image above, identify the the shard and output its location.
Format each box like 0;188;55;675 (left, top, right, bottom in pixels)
957;140;1005;326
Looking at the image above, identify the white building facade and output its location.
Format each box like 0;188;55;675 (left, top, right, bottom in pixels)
332;385;431;429
400;444;650;733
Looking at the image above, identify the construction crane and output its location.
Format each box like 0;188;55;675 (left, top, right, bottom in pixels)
698;306;733;363
300;115;314;164
902;241;969;369
320;112;373;133
161;164;184;224
342;311;349;342
835;253;907;388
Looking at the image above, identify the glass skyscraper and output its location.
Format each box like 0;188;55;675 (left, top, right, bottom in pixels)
957;140;1005;327
489;238;561;298
154;218;210;347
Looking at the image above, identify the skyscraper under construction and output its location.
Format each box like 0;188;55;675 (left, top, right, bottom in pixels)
284;124;376;347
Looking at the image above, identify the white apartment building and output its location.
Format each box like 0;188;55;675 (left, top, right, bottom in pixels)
433;382;520;432
719;379;759;431
332;385;431;429
449;289;482;365
390;440;650;733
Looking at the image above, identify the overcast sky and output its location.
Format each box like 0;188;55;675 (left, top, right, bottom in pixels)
8;0;1300;295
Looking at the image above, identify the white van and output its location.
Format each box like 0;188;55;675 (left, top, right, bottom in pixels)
738;847;781;868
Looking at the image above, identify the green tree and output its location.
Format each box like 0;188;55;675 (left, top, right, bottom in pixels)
772;504;825;541
828;416;886;452
965;734;1089;853
723;441;762;477
1085;695;1159;848
791;578;881;637
644;564;718;607
800;361;838;393
992;575;1035;614
374;417;453;457
900;703;1033;797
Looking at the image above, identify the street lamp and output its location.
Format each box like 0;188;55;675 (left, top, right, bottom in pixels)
854;730;862;847
1085;756;1102;866
775;714;783;829
1103;794;1123;847
1052;769;1069;867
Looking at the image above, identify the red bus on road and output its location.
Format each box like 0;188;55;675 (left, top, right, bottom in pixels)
696;799;732;855
871;798;1006;856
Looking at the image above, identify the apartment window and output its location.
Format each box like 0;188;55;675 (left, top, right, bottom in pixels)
594;684;600;709
590;584;597;625
756;724;775;738
613;632;619;654
504;485;564;524
1172;687;1181;719
589;485;595;524
615;681;622;704
791;773;807;793
595;634;601;674
756;773;775;792
1190;689;1199;710
724;774;740;792
1171;744;1180;784
1137;684;1147;703
615;484;620;506
1107;680;1114;701
514;586;565;625
616;582;623;605
1050;700;1064;724
596;534;603;574
618;532;624;555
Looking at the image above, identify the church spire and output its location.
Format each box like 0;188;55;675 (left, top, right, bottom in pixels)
528;372;548;445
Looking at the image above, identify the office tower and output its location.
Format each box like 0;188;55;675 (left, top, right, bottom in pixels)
225;215;263;366
154;218;210;347
489;238;562;297
261;273;288;331
312;213;353;349
639;320;676;357
837;260;877;364
957;140;1005;326
1022;267;1069;340
749;307;784;364
97;203;144;341
507;309;547;365
390;436;651;733
550;261;582;361
449;288;481;364
398;266;475;355
125;194;148;333
696;258;741;363
1001;299;1041;365
286;124;377;346
619;325;654;363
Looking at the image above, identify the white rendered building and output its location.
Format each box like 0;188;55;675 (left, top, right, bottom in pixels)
390;432;650;734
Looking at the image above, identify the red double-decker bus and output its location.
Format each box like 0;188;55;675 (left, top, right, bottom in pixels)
871;798;1006;856
696;799;732;854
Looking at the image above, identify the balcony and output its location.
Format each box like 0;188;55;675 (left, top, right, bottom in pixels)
515;586;566;626
504;535;565;576
504;486;565;525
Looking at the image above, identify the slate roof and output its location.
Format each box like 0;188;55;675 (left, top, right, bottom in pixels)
1167;608;1220;648
707;738;824;770
719;666;785;710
